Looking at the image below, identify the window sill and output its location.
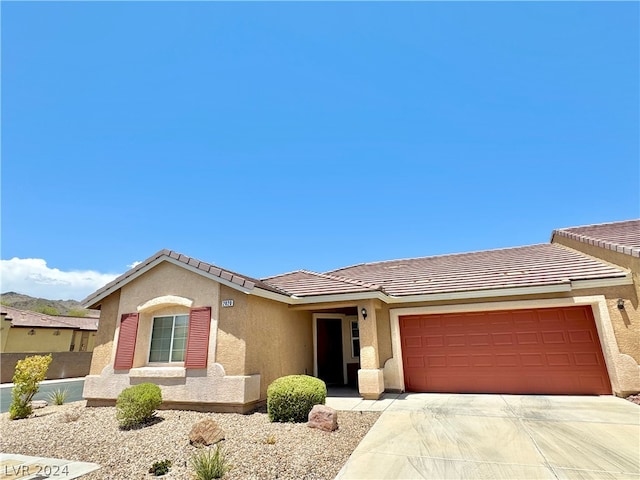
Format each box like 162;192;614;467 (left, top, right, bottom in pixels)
129;366;186;378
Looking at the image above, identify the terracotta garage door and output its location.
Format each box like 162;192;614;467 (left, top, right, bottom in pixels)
399;306;611;395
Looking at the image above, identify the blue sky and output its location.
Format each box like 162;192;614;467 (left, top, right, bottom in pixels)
2;2;638;300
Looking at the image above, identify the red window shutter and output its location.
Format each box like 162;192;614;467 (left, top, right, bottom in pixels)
113;313;139;370
184;306;211;369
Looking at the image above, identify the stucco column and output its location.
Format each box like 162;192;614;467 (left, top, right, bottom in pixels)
357;299;384;399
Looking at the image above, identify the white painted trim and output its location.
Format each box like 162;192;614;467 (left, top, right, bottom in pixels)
285;283;573;305
388;296;622;394
383;284;572;304
571;276;633;289
312;313;348;384
312;316;318;378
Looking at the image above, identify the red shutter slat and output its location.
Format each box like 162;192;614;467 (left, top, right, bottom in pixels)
113;313;139;370
184;306;211;369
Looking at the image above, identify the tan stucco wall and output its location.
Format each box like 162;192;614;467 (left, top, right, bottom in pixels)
376;305;392;366
244;293;313;399
89;290;120;375
1;320;10;352
216;285;248;376
85;262;264;409
1;328;74;353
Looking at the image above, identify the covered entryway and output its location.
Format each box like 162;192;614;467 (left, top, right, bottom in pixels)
317;317;344;384
399;305;612;395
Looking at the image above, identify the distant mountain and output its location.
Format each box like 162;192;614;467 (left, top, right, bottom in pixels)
0;292;99;318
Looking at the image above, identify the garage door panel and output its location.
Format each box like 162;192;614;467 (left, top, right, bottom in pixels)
542;331;566;344
568;330;595;343
399;306;611;395
574;352;601;366
516;332;539;345
492;333;514;345
425;335;444;346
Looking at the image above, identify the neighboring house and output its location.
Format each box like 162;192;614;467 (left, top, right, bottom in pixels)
1;305;99;382
1;305;98;354
82;220;639;412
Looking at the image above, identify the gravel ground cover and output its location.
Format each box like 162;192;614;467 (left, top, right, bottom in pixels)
626;394;640;405
0;401;380;479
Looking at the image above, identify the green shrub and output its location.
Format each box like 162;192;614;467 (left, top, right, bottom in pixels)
115;383;162;429
48;387;69;406
149;459;172;476
9;354;52;420
267;375;326;423
190;446;230;480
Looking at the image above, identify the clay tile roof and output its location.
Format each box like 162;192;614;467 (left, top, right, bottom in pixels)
261;270;383;297
82;249;283;307
0;305;99;330
324;243;628;297
553;219;640;258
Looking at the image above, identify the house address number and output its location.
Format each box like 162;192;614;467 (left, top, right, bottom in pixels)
222;299;234;307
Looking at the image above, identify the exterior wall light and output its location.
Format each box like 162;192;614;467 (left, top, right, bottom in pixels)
27;329;35;335
617;299;625;310
361;308;368;319
53;330;60;336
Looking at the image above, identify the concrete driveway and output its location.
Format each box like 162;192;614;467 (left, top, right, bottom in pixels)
334;393;640;479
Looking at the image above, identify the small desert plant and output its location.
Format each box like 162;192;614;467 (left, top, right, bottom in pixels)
115;383;162;429
148;459;172;476
9;354;53;420
267;374;326;423
190;446;230;480
264;434;276;445
48;388;69;405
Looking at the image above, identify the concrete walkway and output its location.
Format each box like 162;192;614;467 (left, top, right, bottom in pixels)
331;393;640;480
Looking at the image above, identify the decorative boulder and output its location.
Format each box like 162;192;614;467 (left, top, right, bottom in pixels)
307;404;338;432
189;418;225;446
31;400;48;409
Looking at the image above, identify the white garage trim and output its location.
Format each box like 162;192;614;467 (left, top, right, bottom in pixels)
386;296;633;395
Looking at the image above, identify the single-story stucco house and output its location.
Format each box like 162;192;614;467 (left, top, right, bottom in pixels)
82;219;639;412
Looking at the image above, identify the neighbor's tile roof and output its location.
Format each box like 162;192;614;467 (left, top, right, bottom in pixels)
82;249;287;307
553;219;640;258
320;243;628;297
0;305;99;330
262;270;383;297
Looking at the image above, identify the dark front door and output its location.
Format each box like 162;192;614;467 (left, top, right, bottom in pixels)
317;318;344;385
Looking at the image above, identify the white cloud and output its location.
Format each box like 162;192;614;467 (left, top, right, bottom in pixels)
0;258;121;301
127;261;143;269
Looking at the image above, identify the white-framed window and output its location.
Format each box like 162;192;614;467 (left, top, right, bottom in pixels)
351;320;360;358
149;314;188;363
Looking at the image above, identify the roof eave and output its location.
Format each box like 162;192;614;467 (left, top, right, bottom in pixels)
83;255;293;309
283;274;631;306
